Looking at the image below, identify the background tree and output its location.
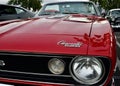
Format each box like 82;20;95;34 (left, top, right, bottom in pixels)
8;0;42;11
91;0;120;10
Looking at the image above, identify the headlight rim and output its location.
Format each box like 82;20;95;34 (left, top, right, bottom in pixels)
69;56;105;85
48;58;65;75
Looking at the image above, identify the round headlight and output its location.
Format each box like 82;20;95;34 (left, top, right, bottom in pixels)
48;58;65;75
70;56;104;85
111;17;115;21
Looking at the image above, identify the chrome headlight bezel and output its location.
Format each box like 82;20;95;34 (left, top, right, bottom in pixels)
48;58;65;75
111;17;115;22
69;56;105;85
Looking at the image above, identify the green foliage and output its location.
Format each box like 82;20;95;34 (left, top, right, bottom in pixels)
91;0;120;10
8;0;42;11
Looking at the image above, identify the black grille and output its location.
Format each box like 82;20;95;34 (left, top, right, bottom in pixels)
115;17;120;23
0;52;111;85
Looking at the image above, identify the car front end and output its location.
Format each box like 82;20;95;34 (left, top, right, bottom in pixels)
0;1;116;86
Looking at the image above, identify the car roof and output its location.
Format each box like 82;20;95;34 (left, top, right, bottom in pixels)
0;4;28;11
0;4;20;8
110;8;120;12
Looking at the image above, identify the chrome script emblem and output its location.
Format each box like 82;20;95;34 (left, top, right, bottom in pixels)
57;40;82;48
0;60;5;66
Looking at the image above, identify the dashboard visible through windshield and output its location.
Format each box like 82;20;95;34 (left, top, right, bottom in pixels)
38;2;98;16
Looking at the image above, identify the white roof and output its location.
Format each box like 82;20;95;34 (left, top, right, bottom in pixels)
42;0;90;5
110;8;120;11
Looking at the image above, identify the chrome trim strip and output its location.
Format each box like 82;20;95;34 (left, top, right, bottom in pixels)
0;83;14;86
0;52;74;58
112;25;120;28
0;77;73;86
0;70;71;77
0;51;74;58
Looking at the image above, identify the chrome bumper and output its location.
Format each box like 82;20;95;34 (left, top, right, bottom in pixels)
112;25;120;28
0;83;14;86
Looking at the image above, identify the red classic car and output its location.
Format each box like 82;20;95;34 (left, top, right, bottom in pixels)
0;1;116;86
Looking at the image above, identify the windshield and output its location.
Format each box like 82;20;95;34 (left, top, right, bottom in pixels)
38;2;97;16
111;10;120;17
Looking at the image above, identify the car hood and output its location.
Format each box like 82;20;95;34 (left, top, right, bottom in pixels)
0;15;111;55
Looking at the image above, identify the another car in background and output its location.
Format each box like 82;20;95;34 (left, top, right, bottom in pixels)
0;4;35;21
106;9;120;28
0;1;116;86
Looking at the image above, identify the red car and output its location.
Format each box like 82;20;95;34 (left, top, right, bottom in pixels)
0;1;116;86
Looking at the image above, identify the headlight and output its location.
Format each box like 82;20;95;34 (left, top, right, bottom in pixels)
111;17;115;21
70;56;105;85
48;58;65;74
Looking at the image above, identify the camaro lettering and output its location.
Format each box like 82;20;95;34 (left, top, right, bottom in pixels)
57;40;82;48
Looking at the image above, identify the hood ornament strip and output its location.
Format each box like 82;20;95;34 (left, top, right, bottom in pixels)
57;40;82;48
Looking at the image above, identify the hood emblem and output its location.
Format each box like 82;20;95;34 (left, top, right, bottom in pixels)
57;40;82;48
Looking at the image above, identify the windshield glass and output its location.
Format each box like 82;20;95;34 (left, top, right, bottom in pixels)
38;2;97;16
111;10;120;17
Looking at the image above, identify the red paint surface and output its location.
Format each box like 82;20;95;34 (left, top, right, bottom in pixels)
0;14;116;85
